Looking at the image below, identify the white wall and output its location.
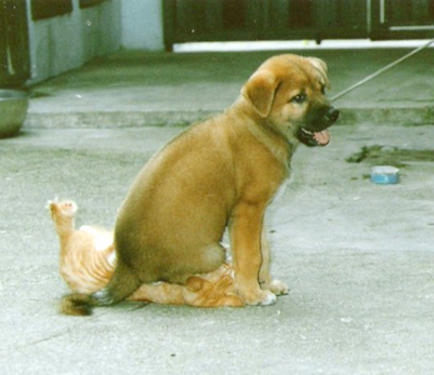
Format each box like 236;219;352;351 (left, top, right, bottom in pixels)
120;0;164;50
26;0;122;84
26;0;165;84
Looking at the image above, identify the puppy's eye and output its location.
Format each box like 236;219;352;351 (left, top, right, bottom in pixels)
320;84;326;94
290;93;306;104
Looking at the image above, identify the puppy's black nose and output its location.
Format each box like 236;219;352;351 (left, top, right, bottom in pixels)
327;107;339;123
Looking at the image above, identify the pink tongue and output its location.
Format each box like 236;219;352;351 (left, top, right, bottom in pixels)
313;129;330;146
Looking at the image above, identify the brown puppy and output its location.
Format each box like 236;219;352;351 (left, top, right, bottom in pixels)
62;54;338;315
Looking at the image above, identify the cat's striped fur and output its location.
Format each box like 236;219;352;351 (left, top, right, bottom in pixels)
48;199;115;294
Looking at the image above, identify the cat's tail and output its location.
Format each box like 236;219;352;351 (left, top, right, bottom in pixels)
59;260;141;316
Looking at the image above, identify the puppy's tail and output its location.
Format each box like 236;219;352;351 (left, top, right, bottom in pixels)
59;260;140;316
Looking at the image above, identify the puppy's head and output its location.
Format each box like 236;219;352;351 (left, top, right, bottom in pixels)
241;54;339;147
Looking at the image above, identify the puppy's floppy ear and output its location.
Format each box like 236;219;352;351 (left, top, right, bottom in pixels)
241;70;280;118
307;57;330;88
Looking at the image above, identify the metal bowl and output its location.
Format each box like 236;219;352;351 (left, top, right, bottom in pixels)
0;89;29;138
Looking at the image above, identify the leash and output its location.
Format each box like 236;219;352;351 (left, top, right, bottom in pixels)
331;38;434;102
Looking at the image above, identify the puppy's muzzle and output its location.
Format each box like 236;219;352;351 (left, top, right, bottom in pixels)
325;106;340;124
298;105;339;147
311;105;340;129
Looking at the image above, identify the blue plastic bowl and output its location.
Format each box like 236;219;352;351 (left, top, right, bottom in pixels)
370;166;399;184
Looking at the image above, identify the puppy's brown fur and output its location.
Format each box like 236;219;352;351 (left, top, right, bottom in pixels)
62;54;338;315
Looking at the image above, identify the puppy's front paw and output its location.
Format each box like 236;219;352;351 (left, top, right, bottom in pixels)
238;289;277;306
260;290;277;306
265;279;289;296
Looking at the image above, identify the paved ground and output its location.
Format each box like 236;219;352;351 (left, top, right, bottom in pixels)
1;48;433;374
27;48;434;128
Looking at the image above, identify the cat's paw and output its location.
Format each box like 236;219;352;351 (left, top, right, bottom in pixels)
46;199;77;217
59;200;78;216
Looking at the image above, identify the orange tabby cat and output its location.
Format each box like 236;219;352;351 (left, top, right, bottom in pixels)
47;199;242;312
47;199;115;294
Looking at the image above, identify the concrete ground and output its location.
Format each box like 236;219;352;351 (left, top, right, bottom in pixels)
1;48;433;374
26;48;434;128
